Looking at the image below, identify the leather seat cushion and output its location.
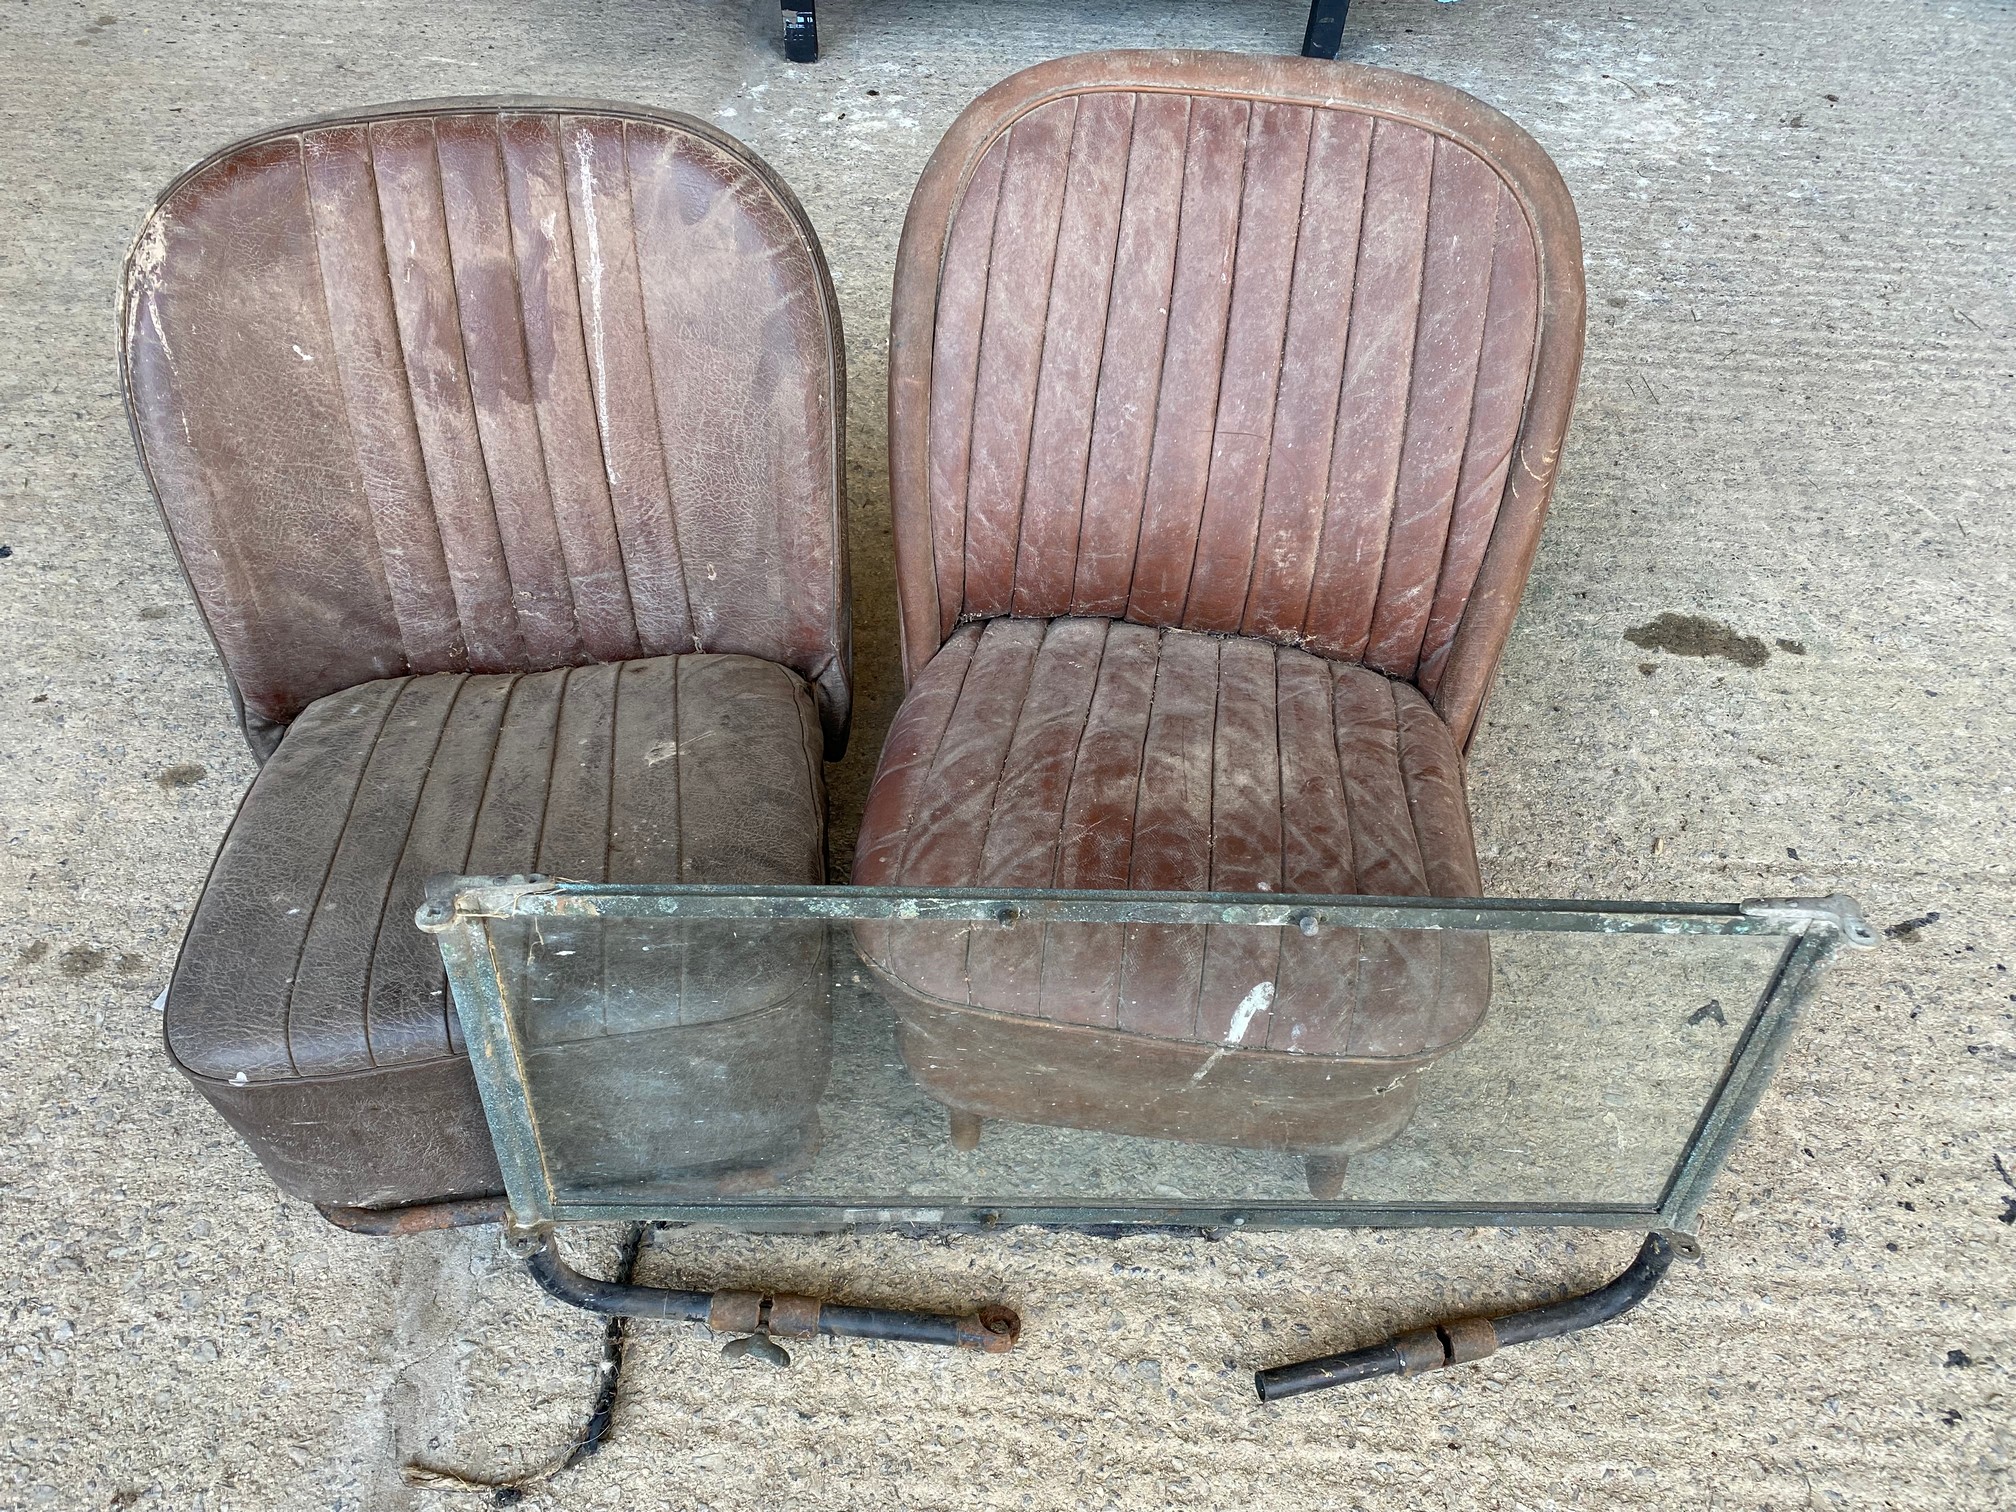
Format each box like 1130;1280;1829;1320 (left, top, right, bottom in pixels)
854;617;1486;1061
166;654;826;1209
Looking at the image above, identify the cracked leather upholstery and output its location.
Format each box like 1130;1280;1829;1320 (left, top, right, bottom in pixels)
123;103;848;1212
123;101;849;759
169;656;827;1209
863;54;1584;1166
855;617;1484;1057
887;53;1583;745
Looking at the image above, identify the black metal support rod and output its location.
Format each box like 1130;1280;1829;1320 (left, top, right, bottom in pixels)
1487;1233;1676;1349
526;1235;713;1322
523;1235;1019;1352
819;1302;1020;1351
1254;1232;1678;1402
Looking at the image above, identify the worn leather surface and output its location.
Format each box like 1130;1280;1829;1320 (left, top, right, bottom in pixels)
922;90;1537;693
124;102;849;1212
889;53;1584;748
891;1003;1427;1158
123;101;850;757
866;55;1574;1159
522;936;833;1196
168;654;828;1209
854;618;1486;1059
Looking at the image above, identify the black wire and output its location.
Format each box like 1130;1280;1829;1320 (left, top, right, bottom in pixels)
490;1223;649;1507
563;1223;647;1467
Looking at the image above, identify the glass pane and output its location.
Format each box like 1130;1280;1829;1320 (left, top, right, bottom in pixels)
464;895;1793;1220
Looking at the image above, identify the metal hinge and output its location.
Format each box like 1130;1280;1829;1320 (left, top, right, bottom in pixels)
416;874;556;932
1739;893;1878;948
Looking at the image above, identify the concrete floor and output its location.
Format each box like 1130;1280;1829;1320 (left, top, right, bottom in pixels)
3;0;2012;1506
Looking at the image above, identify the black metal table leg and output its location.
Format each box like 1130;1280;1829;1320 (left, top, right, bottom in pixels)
522;1230;1020;1360
781;0;818;63
1254;1231;1686;1401
1303;0;1350;59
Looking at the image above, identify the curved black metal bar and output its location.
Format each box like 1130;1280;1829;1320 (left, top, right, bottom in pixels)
523;1233;1020;1352
1488;1233;1676;1349
525;1235;712;1323
1254;1232;1678;1402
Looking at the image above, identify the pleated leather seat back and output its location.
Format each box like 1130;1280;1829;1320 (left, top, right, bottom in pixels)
122;100;850;757
889;52;1583;745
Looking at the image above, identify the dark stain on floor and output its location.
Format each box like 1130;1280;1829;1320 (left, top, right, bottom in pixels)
1624;612;1772;669
155;763;206;790
1885;911;1940;941
1686;999;1728;1027
15;941;144;976
58;945;108;976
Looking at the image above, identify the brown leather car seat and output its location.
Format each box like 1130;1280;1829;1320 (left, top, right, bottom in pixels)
854;53;1583;1195
122;100;848;1216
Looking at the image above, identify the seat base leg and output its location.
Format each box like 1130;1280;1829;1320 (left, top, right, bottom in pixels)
948;1110;984;1151
1305;1154;1350;1199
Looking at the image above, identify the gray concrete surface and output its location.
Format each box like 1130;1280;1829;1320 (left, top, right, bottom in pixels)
3;1;2012;1507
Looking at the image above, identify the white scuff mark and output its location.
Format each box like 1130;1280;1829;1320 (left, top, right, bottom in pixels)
573;128;618;486
1190;1053;1229;1084
124;215;174;375
645;740;680;765
130;215;169;282
1191;981;1275;1083
291;344;314;362
127;222;182;408
145;296;175;370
